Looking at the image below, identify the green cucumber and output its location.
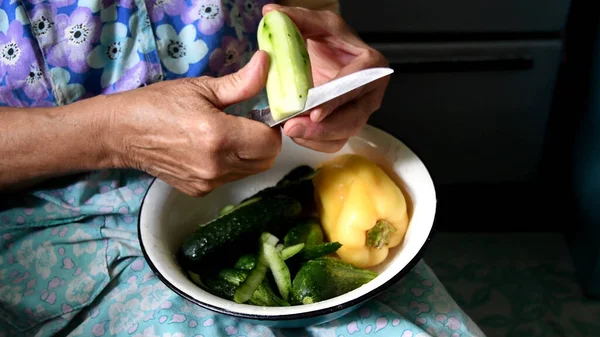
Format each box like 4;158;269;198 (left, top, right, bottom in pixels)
291;257;378;305
205;268;289;307
283;219;324;247
234;254;257;271
276;165;318;188
179;195;302;270
299;242;342;261
258;10;313;121
241;166;318;215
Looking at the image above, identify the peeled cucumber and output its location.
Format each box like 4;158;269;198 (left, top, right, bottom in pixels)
257;11;313;121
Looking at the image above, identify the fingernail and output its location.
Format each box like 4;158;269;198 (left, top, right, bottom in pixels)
287;125;306;138
263;4;277;12
311;108;323;123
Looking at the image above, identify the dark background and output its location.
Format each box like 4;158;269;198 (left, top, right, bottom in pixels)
339;0;578;233
340;0;600;298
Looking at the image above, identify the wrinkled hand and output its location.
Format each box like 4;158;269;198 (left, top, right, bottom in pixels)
108;51;281;197
263;4;390;153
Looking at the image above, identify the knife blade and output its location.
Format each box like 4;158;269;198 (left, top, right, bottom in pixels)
244;67;394;127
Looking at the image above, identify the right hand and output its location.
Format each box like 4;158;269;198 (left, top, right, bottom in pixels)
105;51;282;197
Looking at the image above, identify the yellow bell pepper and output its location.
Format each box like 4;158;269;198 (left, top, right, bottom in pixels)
312;154;409;268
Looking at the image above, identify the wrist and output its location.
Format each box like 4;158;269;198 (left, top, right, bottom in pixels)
90;89;155;172
57;94;123;171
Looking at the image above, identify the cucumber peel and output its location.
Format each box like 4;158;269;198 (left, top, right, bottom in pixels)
257;10;313;121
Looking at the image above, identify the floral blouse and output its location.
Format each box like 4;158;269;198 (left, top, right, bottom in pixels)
0;0;271;109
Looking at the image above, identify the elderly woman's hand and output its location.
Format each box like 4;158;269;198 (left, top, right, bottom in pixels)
263;4;390;153
105;51;281;197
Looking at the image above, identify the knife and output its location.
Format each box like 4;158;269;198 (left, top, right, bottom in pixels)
244;67;394;127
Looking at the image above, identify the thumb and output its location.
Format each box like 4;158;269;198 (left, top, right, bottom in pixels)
204;50;269;109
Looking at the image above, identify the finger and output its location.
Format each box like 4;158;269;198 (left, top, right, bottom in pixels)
159;175;211;198
202;50;270;108
220;114;283;161
283;94;372;141
224;157;278;176
262;4;360;43
309;50;389;123
289;137;348;153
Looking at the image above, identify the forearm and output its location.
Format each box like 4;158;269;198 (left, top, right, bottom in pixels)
0;96;117;191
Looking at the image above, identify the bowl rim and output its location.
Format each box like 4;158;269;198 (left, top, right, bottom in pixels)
137;125;438;321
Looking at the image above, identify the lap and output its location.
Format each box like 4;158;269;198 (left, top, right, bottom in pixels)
0;170;485;337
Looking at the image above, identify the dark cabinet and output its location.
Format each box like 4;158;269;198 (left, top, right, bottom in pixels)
340;1;571;184
341;0;571;33
369;40;562;184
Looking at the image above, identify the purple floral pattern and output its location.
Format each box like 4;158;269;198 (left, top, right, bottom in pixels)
209;35;246;77
236;0;267;33
0;21;36;82
22;65;48;100
0;19;54;106
102;0;134;9
182;0;224;35
105;61;162;93
146;0;184;23
26;0;76;8
47;7;101;73
30;4;58;47
4;0;265;106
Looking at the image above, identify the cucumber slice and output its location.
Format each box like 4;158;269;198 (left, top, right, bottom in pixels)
280;243;305;260
263;242;292;301
257;10;313;121
218;204;236;216
234;249;269;303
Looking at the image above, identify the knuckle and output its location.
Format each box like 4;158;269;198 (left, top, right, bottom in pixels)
374;100;383;111
204;129;228;154
180;77;201;90
189;188;208;198
312;125;329;140
224;72;242;90
190;178;221;196
201;161;223;180
329;140;347;153
200;179;220;192
365;48;387;67
324;10;345;30
261;158;277;172
185;76;218;102
354;110;371;131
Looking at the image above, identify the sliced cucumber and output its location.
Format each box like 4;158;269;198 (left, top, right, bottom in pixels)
233;232;280;303
234;250;269;304
218;204;236;217
263;242;292;301
280;243;305;260
257;10;313;121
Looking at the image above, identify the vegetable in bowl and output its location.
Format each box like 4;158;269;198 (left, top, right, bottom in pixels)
177;154;409;307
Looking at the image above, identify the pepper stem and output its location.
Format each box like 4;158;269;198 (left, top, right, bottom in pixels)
366;220;396;249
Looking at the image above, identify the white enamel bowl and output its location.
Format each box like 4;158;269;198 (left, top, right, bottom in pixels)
138;124;437;328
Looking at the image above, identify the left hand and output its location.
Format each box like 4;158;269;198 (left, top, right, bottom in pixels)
263;4;390;153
